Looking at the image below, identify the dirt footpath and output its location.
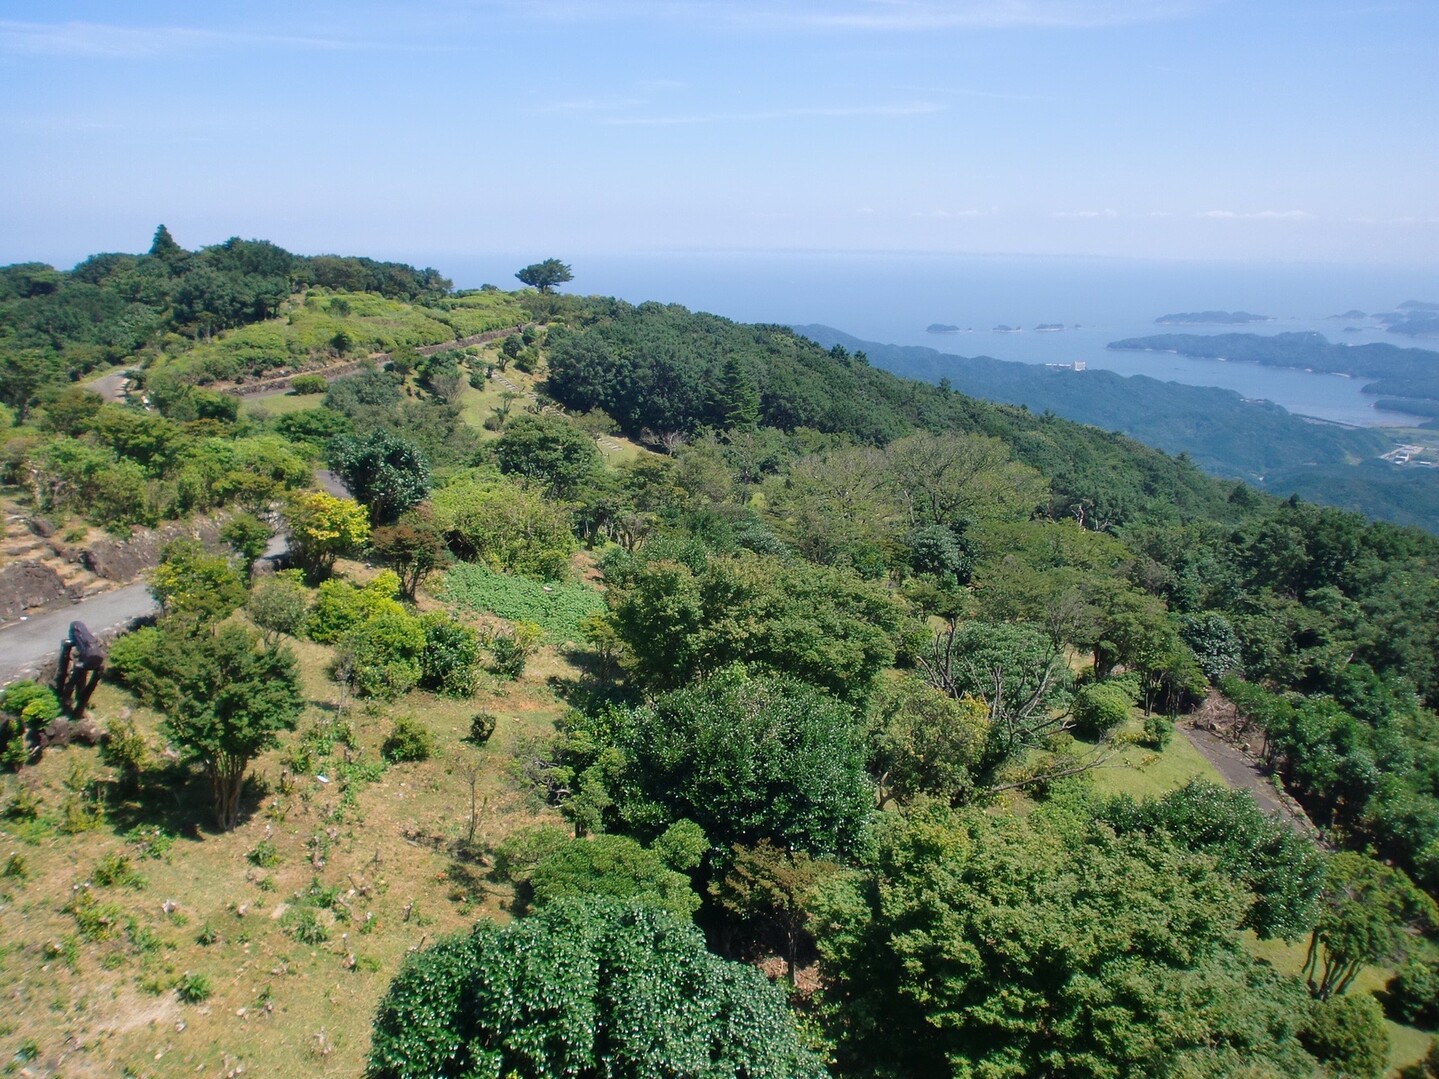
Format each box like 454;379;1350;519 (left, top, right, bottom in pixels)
1179;724;1322;840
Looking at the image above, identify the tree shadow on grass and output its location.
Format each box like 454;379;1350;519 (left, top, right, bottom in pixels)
105;762;271;840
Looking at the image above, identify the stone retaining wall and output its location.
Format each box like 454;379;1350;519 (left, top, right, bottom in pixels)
0;563;78;622
62;515;228;582
219;324;525;397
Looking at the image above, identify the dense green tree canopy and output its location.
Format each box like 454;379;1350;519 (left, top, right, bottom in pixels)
282;491;371;582
429;470;577;579
560;668;873;859
815;803;1323;1078
494;413;602;501
522;833;701;921
919;619;1071;774
148;538;247;625
1098;780;1326;940
604;547;904;701
367;899;825;1079
1302;851;1434;1000
369;514;449;600
328;429;432;525
867;677;989;808
114;622;303;830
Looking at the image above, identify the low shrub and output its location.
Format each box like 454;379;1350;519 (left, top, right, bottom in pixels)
486;621;543;681
101;718;148;789
176;973;213;1003
1;681;60;724
290;374;328;395
1;681;60;765
420;613;480;698
307;572;404;644
247;839;281;868
337;606;426;700
382;716;434;764
469;712;498;745
1300;992;1389;1079
283;906;329;945
1071;682;1133;740
92;851;145;889
106;626;168;707
1143;713;1174;750
1387;959;1439;1027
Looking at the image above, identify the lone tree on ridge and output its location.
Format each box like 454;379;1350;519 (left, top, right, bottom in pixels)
515;258;573;294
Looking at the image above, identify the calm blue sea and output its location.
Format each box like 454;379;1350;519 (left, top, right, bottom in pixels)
428;251;1439;428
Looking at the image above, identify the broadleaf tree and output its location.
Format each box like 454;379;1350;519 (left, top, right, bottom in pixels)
367;898;825;1079
282;491;370;582
514;258;573;294
328;429;431;525
151;623;303;830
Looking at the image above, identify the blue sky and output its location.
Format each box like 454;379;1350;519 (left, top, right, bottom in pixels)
3;0;1437;270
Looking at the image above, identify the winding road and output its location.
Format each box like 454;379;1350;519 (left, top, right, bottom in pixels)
0;471;347;686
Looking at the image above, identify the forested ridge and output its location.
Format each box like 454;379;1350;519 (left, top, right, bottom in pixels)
3;231;1439;1077
795;325;1439;534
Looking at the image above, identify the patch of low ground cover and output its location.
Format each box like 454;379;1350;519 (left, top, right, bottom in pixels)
426;289;526;337
1088;713;1224;801
441;562;604;644
0;588;578;1075
239;391;324;418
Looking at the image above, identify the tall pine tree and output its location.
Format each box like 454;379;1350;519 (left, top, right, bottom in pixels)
719;354;760;431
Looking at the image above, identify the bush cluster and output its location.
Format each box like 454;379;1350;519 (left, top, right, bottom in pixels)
382;716;434;764
303;572;478;701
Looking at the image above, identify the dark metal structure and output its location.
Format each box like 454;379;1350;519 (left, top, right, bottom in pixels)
56;621;104;716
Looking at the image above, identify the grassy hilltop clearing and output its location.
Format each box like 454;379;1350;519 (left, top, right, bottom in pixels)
3;233;1439;1076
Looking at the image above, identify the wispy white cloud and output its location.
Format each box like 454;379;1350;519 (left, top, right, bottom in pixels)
1054;208;1119;218
537;97;650;115
599;101;943;126
1351;214;1439;225
1200;209;1312;219
479;1;1203;32
913;208;992;218
774;0;1202;31
0;19;386;58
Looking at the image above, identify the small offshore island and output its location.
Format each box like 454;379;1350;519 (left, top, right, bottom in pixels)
928;322;1070;334
1155;310;1272;325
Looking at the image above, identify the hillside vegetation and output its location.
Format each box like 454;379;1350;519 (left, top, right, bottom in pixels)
2;232;1439;1077
797;325;1439;533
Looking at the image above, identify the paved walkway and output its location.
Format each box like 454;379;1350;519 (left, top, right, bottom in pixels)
85;370;131;403
0;583;156;684
1179;723;1321;839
